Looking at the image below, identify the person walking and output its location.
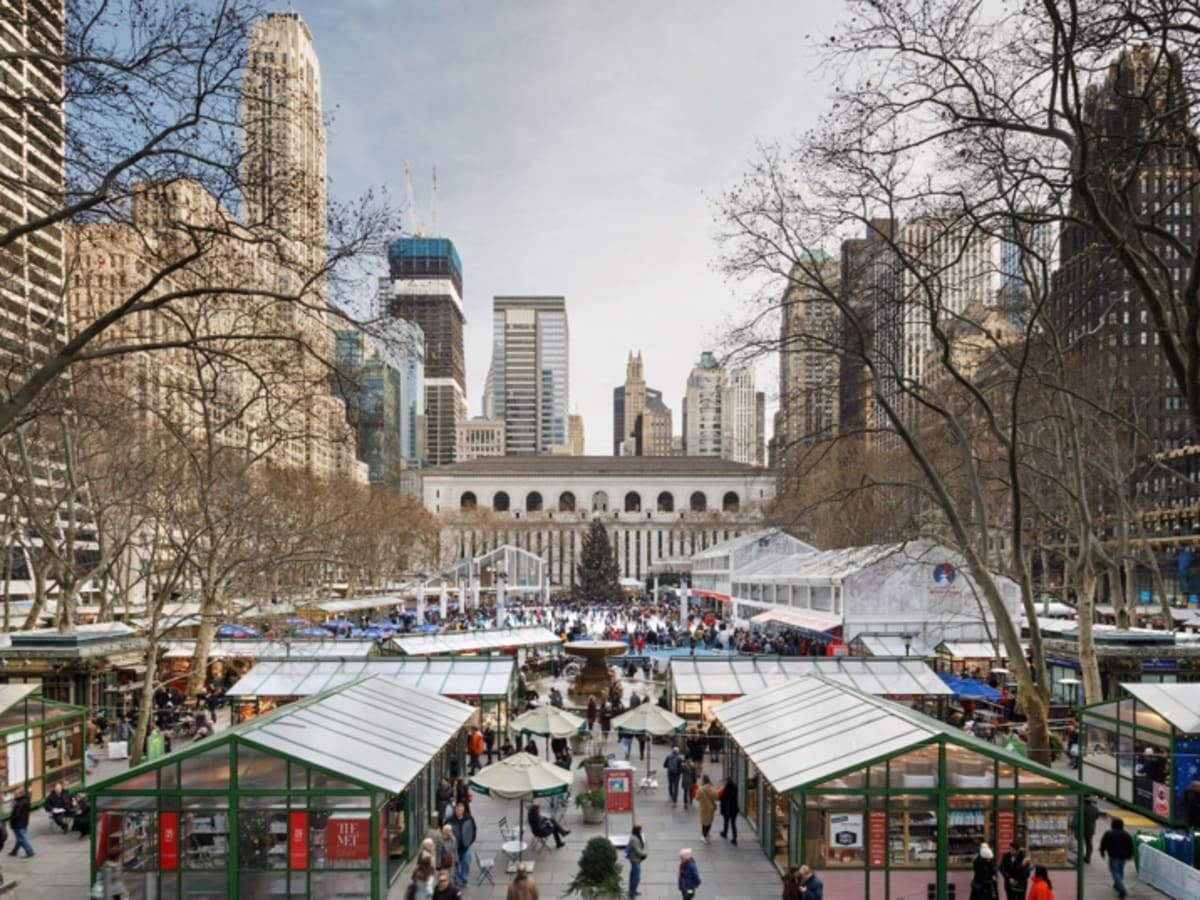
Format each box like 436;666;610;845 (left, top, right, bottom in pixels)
467;726;485;776
969;842;998;900
483;720;497;764
434;823;457;879
1082;796;1100;863
677;848;702;900
999;843;1030;900
719;777;740;845
681;757;697;811
506;862;539;900
450;802;476;888
7;785;32;858
797;865;823;899
627;822;647;898
1099;815;1134;899
1027;865;1055;900
781;865;802;900
431;869;462;900
695;776;719;843
664;747;683;806
410;851;436;900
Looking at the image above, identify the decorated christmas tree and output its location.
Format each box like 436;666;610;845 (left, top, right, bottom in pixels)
573;519;623;605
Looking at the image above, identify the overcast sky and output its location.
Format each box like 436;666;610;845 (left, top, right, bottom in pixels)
290;0;844;453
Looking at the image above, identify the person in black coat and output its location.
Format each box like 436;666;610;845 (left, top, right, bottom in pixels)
45;781;72;832
970;842;998;900
719;777;740;845
7;785;33;858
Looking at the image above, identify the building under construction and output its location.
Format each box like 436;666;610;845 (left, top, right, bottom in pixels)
385;237;467;466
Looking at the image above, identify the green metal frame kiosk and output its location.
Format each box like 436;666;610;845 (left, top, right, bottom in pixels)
715;677;1089;900
86;675;472;900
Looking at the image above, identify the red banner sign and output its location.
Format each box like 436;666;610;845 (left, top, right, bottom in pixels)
996;810;1015;853
160;811;179;871
325;815;371;861
289;811;309;869
604;768;633;814
868;810;888;867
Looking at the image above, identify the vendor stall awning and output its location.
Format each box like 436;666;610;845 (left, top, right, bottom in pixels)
0;684;39;713
669;655;952;699
1122;682;1200;734
238;676;474;794
161;639;378;660
748;608;842;632
849;633;931;657
226;656;514;699
713;677;1074;794
937;672;1004;701
936;641;1007;660
387;626;561;656
314;595;401;615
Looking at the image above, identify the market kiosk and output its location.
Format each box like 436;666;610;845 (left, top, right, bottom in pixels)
1078;682;1200;826
86;676;473;900
715;677;1088;900
0;684;87;804
223;655;515;729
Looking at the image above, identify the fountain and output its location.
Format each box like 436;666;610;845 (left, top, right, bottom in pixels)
562;640;628;702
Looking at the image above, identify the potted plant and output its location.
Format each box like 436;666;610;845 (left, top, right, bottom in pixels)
574;788;606;824
564;836;623;899
576;738;609;789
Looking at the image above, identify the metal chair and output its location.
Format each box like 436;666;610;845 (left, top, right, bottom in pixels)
475;853;495;886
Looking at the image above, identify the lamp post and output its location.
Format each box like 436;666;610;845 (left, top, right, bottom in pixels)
472;559;481;613
416;573;427;625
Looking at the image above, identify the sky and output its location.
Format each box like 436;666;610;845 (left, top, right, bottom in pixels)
289;0;845;453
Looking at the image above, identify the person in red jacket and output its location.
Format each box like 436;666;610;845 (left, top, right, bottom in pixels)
1026;865;1055;900
467;726;485;775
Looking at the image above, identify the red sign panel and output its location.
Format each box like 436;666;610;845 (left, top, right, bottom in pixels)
326;815;371;861
996;810;1015;853
289;811;309;869
868;810;887;867
160;811;179;871
604;768;634;814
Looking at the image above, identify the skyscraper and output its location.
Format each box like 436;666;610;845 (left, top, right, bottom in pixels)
1050;45;1195;453
684;351;725;457
0;0;66;374
777;255;841;462
386;237;467;466
491;296;569;455
721;366;759;465
243;12;327;281
612;351;673;455
242;12;358;478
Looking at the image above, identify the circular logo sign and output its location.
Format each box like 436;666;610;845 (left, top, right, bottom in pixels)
933;563;957;584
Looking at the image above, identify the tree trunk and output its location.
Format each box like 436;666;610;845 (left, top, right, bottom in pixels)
129;641;160;768
1075;567;1104;704
187;602;219;700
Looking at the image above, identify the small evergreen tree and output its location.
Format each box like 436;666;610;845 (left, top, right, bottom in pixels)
573;519;623;605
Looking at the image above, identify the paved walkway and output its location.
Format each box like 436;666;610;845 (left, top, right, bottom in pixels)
0;731;1178;899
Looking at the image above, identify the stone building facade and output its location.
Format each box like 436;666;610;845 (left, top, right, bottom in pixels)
420;456;775;586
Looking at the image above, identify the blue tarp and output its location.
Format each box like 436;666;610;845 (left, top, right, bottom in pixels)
937;672;1003;701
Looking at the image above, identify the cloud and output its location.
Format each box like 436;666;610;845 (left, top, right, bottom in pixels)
295;0;844;452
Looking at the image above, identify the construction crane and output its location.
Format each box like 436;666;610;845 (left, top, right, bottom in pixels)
403;161;438;237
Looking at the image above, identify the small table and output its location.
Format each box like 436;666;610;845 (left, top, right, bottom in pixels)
501;840;532;874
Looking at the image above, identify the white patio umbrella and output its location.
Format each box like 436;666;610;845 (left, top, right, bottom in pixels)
610;702;686;768
510;706;587;758
469;752;573;866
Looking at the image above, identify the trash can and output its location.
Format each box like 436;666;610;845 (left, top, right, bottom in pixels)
1163;830;1193;865
1133;831;1165;872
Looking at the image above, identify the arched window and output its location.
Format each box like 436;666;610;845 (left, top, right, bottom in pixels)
559;491;576;512
722;491;740;512
624;491;641;513
656;491;675;513
592;491;609;512
690;491;707;512
493;491;510;512
526;491;544;513
460;492;477;511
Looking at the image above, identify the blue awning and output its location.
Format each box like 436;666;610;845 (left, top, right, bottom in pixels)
937;672;1003;701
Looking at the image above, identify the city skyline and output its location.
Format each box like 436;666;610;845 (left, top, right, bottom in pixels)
287;0;844;452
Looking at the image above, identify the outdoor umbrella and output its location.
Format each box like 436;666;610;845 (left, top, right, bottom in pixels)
469;752;572;867
291;626;330;637
610;702;686;768
216;623;259;639
510;706;587;758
